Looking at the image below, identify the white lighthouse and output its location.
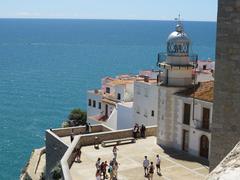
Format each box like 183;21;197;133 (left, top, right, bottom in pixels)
159;18;193;86
157;18;195;147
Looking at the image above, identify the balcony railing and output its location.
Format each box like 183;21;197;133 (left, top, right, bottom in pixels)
102;94;121;103
193;119;211;132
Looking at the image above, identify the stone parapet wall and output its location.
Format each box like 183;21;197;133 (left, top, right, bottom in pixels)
79;126;156;147
61;125;157;180
52;124;112;137
45;130;68;179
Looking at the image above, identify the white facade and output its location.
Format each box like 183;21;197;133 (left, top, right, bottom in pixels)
133;80;158;126
87;75;137;130
88;102;134;130
173;96;212;158
87;90;103;117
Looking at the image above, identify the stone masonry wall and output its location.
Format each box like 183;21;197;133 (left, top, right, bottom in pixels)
45;130;68;179
210;0;240;170
207;141;240;179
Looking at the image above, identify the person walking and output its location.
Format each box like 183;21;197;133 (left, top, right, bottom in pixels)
96;169;101;180
140;124;146;138
156;155;161;175
108;164;113;180
133;124;138;138
100;162;105;179
88;123;92;133
70;129;74;142
95;158;101;170
101;161;108;179
143;156;150;177
112;161;119;180
148;162;155;180
113;145;118;159
85;123;89;133
75;148;81;163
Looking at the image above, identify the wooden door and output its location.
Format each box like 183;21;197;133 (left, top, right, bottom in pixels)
200;135;209;159
105;104;108;117
182;130;189;152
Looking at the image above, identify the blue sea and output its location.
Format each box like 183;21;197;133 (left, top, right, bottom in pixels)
0;19;216;179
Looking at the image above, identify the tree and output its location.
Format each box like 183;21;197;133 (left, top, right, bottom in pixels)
68;108;87;126
51;163;62;180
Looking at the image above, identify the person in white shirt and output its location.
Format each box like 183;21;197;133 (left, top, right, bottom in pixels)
95;157;101;170
156;154;161;175
143;156;150;176
113;145;118;159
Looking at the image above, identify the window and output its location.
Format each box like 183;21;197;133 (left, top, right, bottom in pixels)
117;93;121;100
88;99;92;106
151;110;154;117
202;108;210;129
183;103;191;125
98;102;101;109
106;87;110;93
93;100;96;108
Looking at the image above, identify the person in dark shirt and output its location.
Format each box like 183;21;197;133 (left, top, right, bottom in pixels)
70;129;74;142
85;123;89;133
140;124;146;138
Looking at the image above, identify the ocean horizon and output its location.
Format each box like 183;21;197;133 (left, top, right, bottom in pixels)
0;18;216;179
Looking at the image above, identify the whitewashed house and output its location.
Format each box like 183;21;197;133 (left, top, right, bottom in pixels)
87;75;138;130
133;71;159;126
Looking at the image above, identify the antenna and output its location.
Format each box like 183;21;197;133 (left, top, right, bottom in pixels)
175;14;184;32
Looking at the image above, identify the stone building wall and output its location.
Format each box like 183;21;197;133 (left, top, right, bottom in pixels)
210;0;240;170
207;141;240;179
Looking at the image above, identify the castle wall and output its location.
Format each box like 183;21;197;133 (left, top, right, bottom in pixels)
210;0;240;170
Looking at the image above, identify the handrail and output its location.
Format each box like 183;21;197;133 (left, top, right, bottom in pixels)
193;119;211;132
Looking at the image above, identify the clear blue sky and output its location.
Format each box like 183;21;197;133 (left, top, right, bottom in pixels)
0;0;218;21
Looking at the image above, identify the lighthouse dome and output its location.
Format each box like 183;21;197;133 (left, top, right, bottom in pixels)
167;23;190;57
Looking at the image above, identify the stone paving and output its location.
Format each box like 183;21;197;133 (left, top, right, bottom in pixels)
70;136;209;180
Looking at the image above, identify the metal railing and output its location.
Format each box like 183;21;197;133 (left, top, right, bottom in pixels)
193;119;211;132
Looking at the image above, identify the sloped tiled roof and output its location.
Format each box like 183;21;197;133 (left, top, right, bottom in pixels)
177;81;214;102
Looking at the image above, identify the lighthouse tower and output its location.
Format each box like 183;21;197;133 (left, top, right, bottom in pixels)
157;18;195;147
160;18;193;86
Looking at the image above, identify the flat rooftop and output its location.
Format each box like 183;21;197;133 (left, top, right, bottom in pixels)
70;136;209;180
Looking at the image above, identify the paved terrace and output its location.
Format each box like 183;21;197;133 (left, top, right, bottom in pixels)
70;136;209;180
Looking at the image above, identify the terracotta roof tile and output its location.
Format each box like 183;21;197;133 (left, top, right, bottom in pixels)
177;81;214;102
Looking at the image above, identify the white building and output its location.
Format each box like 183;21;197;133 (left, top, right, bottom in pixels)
173;81;213;159
195;60;215;82
157;20;213;160
133;71;159;126
87;75;139;130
